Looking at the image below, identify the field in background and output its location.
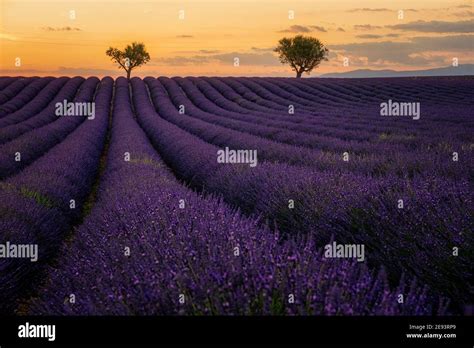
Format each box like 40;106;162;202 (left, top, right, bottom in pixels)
0;76;472;315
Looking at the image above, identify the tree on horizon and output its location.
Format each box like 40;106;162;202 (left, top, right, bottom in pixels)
274;35;329;78
106;42;150;80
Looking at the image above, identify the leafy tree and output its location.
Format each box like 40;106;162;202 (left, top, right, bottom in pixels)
274;35;329;78
106;42;150;80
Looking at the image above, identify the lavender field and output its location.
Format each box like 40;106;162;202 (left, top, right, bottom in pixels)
0;75;472;315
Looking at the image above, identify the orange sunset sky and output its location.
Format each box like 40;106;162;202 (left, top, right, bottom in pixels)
0;0;473;77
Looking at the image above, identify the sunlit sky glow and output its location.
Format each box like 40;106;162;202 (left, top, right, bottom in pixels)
1;0;473;76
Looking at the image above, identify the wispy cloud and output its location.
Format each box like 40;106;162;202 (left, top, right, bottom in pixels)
348;8;417;13
452;10;474;18
154;51;279;66
310;25;327;32
278;25;311;33
199;49;220;54
176;35;194;38
278;25;327;33
329;34;473;66
348;8;390;12
42;26;81;32
336;27;346;32
250;47;274;52
354;24;382;30
356;33;402;39
356;34;383;39
387;19;474;33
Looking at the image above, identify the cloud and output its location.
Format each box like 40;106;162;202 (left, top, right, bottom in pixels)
154;51;280;66
250;47;274;52
278;25;328;33
199;49;220;54
387;19;474;33
348;8;390;12
176;35;194;38
42;26;81;31
354;24;382;30
452;10;474;17
356;34;383;39
278;25;311;33
211;52;280;66
385;33;401;38
336;27;345;32
310;25;327;32
329;34;473;66
457;4;472;8
153;56;210;65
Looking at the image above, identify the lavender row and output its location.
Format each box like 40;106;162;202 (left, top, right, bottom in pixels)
132;77;472;307
0;78;38;105
27;77;444;315
0;77;113;313
268;78;365;105
0;78;54;117
0;77;71;128
193;77;440;139
147;78;470;181
0;78;83;145
239;77;355;109
146;77;331;167
0;77;97;179
0;77;17;91
176;77;378;143
304;77;474;105
171;77;452;155
194;77;473;157
185;77;470;149
204;77;459;134
215;76;472;130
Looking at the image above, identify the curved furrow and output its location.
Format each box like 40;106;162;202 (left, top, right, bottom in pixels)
0;78;84;145
0;77;17;91
132;77;472;309
0;77;38;105
0;77;55;117
167;77;415;155
0;77;98;179
24;77;440;316
0;77;113;314
0;77;71;128
176;77;380;142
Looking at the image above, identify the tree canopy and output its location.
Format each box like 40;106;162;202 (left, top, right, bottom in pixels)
274;35;329;78
106;42;150;80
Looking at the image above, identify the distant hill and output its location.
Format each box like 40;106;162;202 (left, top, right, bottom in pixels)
320;64;474;78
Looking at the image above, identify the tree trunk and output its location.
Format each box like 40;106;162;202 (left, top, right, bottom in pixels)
296;70;303;78
126;69;131;81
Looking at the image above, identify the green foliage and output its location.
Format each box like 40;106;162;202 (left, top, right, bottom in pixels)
274;35;329;78
106;42;150;80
